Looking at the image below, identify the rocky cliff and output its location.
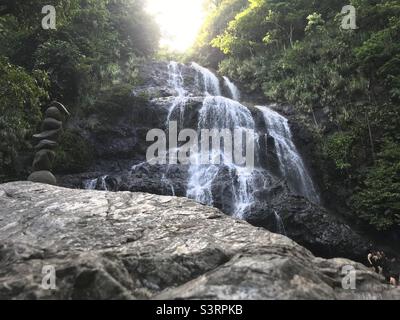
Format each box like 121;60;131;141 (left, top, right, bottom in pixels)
0;182;399;300
55;61;377;263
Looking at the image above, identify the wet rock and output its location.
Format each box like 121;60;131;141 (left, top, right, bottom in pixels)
123;163;189;196
0;182;398;300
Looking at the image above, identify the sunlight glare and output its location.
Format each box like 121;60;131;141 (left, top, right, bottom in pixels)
146;0;205;52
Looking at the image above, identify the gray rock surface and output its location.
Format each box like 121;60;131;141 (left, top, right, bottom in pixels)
27;171;57;186
0;182;399;300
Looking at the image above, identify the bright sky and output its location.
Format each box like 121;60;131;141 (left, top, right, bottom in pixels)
146;0;206;52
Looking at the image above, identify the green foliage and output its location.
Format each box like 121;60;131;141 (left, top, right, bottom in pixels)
352;140;400;230
34;40;89;103
193;0;400;231
189;0;249;67
305;13;324;32
0;57;49;181
0;0;160;180
355;17;400;100
53;130;94;174
324;132;354;171
84;83;148;121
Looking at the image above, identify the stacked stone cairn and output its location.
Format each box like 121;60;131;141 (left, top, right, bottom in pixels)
27;102;70;185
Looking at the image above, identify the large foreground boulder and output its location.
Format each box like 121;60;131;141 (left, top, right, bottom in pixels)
0;182;398;300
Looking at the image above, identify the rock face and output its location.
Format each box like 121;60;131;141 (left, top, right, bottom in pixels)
0;182;399;300
245;191;371;262
59;169;373;263
56;61;377;263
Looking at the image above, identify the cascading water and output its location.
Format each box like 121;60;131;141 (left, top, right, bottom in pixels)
166;61;188;126
256;106;320;204
139;61;319;221
84;175;109;191
223;76;241;101
168;61;186;97
186;96;259;218
274;211;286;236
84;178;97;190
191;62;221;96
162;173;176;196
83;61;319;228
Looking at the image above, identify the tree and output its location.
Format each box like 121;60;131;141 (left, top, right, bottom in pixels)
0;57;48;181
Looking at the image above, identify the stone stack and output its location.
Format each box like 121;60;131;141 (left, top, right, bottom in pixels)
27;102;70;185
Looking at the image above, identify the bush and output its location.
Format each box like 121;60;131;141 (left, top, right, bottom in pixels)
323;132;354;171
84;83;148;120
53;130;94;174
34;40;90;104
0;57;48;181
351;140;400;231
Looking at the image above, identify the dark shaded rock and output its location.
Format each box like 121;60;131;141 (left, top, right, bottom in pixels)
245;187;373;263
276;196;372;263
57;163;189;197
0;182;399;300
33;129;61;141
98;175;119;191
32;149;55;171
34;139;58;150
123;163;189;196
51;101;70;116
132;62;204;98
27;171;57;185
41;118;62;131
45;107;63;121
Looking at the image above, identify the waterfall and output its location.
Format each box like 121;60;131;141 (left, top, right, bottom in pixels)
84;178;97;190
198;96;254;131
131;161;147;172
80;61;320;229
223;76;241;101
274;211;286;235
166;62;188;127
191;62;221;96
162;173;176;196
256;106;320;204
186;96;259;218
168;61;186;97
99;176;109;191
149;61;319;221
83;175;109;191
